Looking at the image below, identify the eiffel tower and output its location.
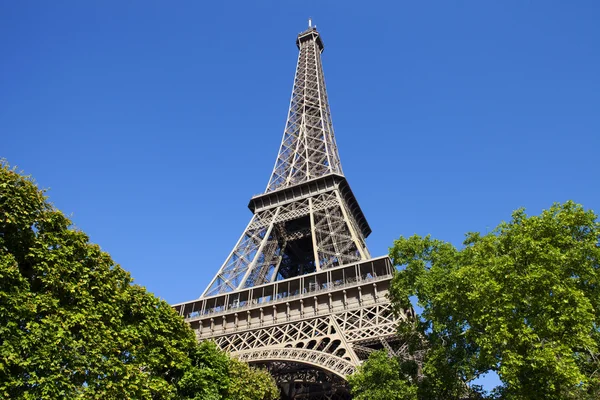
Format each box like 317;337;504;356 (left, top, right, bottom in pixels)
174;22;411;400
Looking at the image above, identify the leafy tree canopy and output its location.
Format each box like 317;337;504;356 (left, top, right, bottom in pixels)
347;350;418;400
0;162;278;400
350;201;600;400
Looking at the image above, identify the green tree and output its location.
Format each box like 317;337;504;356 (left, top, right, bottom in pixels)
387;201;600;399
226;359;279;400
348;350;418;400
0;162;278;400
177;341;231;400
177;341;279;400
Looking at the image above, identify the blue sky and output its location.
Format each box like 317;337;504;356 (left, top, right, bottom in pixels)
1;1;599;391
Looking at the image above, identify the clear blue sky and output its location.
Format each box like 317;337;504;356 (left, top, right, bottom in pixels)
1;1;599;391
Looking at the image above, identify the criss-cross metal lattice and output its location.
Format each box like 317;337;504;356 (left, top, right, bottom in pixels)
266;27;342;192
175;258;413;399
202;26;371;298
174;23;412;400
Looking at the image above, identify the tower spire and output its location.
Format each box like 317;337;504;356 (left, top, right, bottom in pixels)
266;25;340;192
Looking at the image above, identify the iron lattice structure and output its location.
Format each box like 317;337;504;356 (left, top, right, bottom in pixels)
174;24;411;399
266;26;342;193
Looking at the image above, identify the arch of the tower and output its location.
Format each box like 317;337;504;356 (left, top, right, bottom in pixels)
243;358;352;400
234;347;355;378
208;311;364;374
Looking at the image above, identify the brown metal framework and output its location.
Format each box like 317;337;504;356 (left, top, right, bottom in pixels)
174;23;410;399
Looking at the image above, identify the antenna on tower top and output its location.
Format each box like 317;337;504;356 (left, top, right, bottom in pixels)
308;17;312;28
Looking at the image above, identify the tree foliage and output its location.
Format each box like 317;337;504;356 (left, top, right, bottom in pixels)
347;350;418;400
226;359;280;400
0;162;278;400
351;201;600;399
